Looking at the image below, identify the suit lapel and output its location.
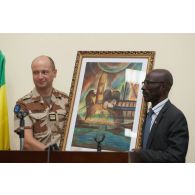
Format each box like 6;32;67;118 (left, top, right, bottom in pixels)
146;101;171;148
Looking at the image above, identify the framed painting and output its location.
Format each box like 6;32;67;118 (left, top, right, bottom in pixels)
61;51;155;151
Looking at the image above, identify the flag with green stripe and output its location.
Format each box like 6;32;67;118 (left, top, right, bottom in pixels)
0;51;10;150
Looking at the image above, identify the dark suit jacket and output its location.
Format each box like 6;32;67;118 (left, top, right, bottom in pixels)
138;100;189;163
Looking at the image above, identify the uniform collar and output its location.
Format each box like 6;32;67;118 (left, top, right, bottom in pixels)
31;87;62;102
31;88;42;102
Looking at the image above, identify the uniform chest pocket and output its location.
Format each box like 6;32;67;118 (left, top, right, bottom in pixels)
29;112;47;121
29;112;48;133
56;109;66;122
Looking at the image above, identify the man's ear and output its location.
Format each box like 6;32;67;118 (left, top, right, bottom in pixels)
159;83;165;93
54;69;57;78
161;83;169;94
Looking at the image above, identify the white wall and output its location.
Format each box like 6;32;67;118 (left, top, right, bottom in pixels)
0;33;194;162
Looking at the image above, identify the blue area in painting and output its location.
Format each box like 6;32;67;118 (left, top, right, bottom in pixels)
73;125;130;151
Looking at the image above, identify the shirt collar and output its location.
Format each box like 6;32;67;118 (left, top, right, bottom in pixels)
151;98;169;115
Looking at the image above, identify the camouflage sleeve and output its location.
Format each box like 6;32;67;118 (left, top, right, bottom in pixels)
65;96;69;113
59;91;69;112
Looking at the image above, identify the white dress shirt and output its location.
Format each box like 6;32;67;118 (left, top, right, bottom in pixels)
149;98;169;132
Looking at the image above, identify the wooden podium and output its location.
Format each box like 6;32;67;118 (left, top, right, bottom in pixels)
49;151;128;163
0;151;142;163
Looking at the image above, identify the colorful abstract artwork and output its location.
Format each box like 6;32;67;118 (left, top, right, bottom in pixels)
61;51;155;152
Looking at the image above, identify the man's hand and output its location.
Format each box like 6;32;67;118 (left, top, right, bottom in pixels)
131;148;141;153
45;143;59;151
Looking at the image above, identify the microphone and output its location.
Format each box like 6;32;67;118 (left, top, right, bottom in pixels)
94;133;105;152
94;133;105;143
14;104;21;114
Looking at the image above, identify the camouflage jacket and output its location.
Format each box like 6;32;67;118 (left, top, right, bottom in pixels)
14;88;69;147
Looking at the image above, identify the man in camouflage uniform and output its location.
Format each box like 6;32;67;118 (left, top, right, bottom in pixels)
14;55;68;150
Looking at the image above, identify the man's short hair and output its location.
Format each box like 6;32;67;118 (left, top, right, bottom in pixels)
47;56;56;70
31;55;56;70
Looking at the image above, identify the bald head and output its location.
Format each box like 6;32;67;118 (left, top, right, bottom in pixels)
31;55;57;94
31;55;56;70
148;69;173;92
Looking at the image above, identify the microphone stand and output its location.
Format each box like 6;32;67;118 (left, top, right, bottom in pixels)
19;115;25;151
15;112;28;151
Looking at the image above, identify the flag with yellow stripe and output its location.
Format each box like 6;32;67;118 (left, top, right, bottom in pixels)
0;51;10;150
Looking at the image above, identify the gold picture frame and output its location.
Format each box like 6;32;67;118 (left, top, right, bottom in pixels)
61;51;155;151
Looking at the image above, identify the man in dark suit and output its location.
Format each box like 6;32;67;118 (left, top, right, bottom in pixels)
134;69;189;162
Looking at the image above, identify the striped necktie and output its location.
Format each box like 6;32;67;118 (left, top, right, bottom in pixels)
143;108;154;149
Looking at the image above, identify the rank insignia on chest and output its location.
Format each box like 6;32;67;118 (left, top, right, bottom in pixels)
49;113;56;121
